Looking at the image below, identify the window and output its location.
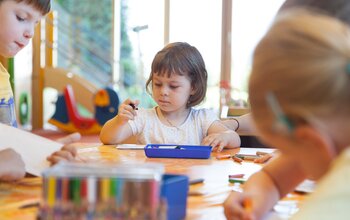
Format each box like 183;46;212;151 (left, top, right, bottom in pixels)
169;0;222;109
230;0;285;102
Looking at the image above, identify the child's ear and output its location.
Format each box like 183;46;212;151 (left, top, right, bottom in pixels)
294;125;336;158
190;86;196;95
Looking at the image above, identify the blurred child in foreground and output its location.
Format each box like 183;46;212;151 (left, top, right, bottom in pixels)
224;8;350;220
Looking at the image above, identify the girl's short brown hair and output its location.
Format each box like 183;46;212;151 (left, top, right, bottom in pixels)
146;42;208;108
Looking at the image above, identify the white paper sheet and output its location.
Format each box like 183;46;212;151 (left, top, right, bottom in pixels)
295;179;316;193
114;144;146;150
0;124;62;176
239;147;275;155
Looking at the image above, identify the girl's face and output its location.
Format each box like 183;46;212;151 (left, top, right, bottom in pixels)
0;0;43;57
152;72;194;112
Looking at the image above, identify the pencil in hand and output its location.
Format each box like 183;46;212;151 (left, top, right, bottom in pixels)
129;103;138;110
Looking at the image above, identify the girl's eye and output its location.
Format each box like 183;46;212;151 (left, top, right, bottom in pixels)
154;83;161;87
170;86;179;89
16;15;25;21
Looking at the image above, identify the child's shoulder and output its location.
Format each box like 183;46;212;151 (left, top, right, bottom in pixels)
0;63;8;74
190;107;218;118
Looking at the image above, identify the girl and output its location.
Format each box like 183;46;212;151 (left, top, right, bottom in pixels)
100;42;240;151
224;9;350;219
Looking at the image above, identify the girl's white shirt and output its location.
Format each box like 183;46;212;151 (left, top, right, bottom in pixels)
128;107;218;145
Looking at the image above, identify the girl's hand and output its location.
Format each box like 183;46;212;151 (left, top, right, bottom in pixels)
47;144;79;165
117;99;139;122
202;131;238;152
223;191;255;220
0;148;25;181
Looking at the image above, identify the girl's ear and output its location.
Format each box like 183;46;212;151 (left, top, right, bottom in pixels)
294;125;337;159
190;86;196;95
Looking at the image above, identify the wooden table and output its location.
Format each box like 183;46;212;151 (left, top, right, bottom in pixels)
0;144;303;219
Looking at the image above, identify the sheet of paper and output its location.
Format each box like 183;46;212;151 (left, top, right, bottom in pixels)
295;179;316;193
0;124;62;176
114;144;145;150
239;147;275;155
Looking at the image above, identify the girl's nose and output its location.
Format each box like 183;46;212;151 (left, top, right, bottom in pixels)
160;86;169;96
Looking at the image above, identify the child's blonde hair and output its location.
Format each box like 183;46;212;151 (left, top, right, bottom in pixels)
249;9;350;133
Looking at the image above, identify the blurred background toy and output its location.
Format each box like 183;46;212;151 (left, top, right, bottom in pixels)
49;85;119;134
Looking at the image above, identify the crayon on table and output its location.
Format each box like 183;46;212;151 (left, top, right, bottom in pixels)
235;154;260;161
232;155;243;163
216;154;232;160
228;174;245;178
228;177;246;184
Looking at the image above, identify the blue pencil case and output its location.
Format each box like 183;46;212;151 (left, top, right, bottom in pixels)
144;144;212;159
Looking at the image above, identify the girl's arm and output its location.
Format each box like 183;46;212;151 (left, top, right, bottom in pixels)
224;154;306;219
100;99;138;144
203;120;241;151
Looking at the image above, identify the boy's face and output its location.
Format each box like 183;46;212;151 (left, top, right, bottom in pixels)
0;0;43;57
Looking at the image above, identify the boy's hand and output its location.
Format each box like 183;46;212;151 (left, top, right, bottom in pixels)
0;148;25;181
117;99;139;122
46;144;79;165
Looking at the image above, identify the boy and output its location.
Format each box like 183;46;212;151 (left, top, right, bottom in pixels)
0;0;50;181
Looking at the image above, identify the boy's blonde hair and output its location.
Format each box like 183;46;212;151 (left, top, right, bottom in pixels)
249;9;350;132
